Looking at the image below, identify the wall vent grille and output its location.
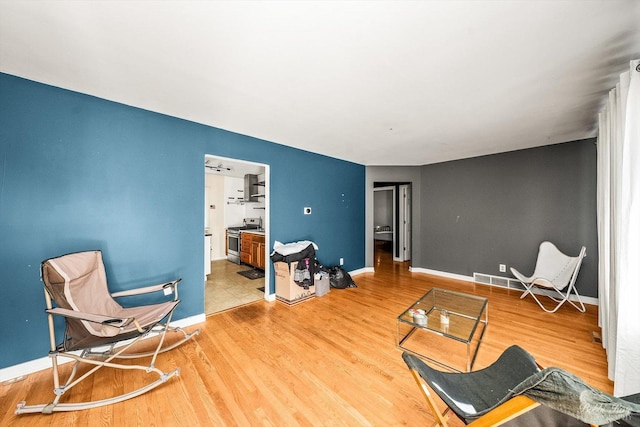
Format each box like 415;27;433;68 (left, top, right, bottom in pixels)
473;273;524;290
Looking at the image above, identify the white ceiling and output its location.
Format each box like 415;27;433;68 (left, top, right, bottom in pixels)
1;1;639;166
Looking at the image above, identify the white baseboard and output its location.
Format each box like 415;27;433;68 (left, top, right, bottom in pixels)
409;267;474;282
349;267;373;275
0;313;206;383
577;295;598;306
410;267;598;307
174;313;206;328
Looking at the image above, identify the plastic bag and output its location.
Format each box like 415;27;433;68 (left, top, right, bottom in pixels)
329;266;357;289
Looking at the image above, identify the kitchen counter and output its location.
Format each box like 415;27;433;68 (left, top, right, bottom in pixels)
240;229;265;235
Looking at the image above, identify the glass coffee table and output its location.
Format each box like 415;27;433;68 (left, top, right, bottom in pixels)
397;288;488;372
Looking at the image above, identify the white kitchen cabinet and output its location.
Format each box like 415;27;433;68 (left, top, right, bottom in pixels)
204;235;211;278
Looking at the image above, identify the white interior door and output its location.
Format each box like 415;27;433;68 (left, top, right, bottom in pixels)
397;184;411;262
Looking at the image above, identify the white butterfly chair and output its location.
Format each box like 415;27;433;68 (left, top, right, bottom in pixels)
510;242;586;313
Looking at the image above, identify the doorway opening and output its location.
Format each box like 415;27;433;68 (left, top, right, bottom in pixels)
204;155;270;315
373;182;412;268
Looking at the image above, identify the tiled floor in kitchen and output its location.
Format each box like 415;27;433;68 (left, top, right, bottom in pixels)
205;259;265;315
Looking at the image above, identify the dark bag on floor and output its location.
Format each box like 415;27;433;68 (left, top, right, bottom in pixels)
329;266;357;289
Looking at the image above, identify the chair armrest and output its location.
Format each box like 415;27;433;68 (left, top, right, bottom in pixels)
46;307;133;328
111;278;182;298
468;396;540;427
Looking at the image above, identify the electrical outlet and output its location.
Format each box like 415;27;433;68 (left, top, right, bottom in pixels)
340;258;344;266
499;264;506;273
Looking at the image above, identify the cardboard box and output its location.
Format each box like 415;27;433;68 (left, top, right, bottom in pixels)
274;261;315;305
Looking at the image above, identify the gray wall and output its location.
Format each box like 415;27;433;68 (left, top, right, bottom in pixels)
418;138;598;298
365;166;422;267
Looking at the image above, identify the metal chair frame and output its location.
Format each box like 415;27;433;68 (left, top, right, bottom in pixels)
16;250;200;414
511;242;586;313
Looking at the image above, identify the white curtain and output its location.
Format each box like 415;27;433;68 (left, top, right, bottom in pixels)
597;59;640;397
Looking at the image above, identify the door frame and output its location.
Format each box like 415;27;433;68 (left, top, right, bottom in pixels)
372;182;412;263
397;184;412;262
204;154;272;302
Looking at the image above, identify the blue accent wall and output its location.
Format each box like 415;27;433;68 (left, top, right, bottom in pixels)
0;73;365;368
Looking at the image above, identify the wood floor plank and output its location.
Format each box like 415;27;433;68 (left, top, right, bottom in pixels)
1;253;612;426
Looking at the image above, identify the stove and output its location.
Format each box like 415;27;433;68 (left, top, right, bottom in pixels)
227;218;262;264
227;224;260;232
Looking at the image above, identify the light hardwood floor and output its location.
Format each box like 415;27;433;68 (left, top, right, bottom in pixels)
1;248;611;426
